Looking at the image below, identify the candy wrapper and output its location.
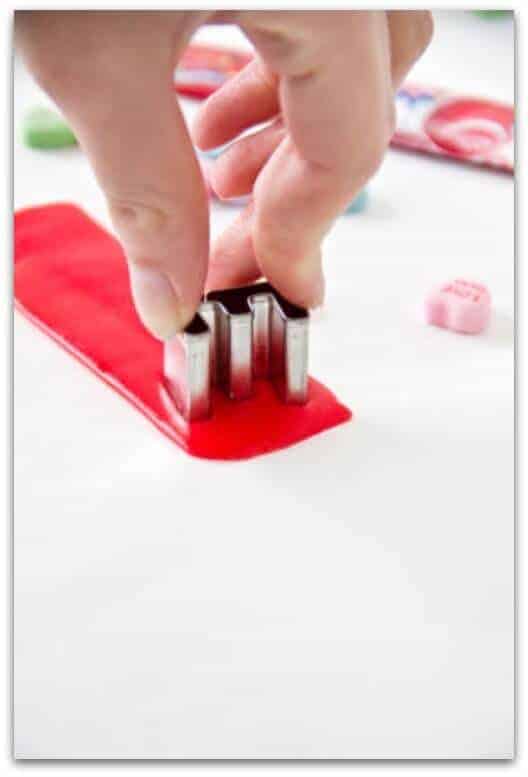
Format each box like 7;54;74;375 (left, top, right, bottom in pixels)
393;84;513;173
175;44;514;174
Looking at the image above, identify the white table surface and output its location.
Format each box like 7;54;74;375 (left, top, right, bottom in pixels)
14;11;514;759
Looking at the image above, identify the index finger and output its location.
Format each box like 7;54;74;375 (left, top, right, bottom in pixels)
240;11;395;307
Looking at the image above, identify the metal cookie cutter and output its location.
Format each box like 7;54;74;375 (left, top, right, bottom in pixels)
163;282;309;421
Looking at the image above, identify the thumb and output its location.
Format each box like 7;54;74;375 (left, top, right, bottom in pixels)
16;11;209;339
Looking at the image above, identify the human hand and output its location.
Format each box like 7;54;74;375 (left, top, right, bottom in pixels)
16;10;432;338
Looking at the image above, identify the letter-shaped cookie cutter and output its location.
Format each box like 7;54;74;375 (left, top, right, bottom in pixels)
164;282;309;421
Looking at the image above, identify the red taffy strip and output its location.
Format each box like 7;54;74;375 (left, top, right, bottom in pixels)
14;204;352;460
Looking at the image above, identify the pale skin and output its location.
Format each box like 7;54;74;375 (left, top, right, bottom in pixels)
16;10;433;339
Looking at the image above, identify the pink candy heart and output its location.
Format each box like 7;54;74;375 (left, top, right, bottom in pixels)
425;279;491;335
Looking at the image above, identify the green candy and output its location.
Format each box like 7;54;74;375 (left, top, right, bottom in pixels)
21;107;77;149
472;11;511;20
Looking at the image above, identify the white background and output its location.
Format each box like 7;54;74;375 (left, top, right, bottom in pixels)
11;8;515;763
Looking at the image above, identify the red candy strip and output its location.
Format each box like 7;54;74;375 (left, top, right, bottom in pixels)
14;204;351;460
394;88;513;173
174;43;252;98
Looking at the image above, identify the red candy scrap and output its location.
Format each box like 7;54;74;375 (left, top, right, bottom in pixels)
174;43;252;99
14;204;352;460
424;97;514;157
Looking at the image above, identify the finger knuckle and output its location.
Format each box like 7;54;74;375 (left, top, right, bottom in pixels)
107;195;172;255
253;56;279;92
254;214;301;268
348;116;392;183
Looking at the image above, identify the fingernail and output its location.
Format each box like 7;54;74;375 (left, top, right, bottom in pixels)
127;264;192;340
